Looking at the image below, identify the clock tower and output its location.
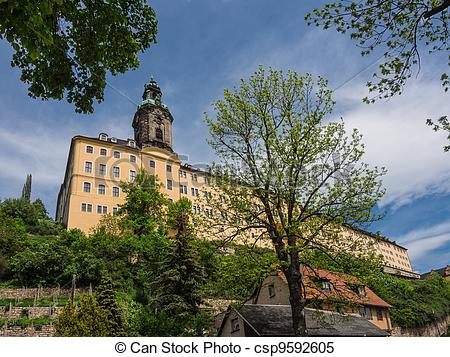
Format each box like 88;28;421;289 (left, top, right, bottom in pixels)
132;78;174;151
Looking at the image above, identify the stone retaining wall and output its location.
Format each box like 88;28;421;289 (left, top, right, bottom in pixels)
391;314;450;337
0;324;55;337
0;306;63;319
0;287;90;299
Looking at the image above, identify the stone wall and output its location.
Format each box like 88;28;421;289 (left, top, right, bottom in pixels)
0;306;63;319
0;324;55;337
0;287;90;299
391;314;450;337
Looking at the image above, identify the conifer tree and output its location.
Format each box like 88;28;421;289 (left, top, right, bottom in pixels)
96;277;123;335
21;174;32;202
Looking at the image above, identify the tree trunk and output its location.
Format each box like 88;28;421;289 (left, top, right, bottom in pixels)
284;262;307;336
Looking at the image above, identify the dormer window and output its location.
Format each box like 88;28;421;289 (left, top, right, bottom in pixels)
357;286;366;297
268;284;276;298
128;139;136;148
99;133;108;141
111;137;117;143
321;281;330;292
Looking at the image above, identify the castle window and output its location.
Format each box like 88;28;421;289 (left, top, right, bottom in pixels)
97;205;107;214
99;164;106;176
98;184;106;195
167;179;173;190
100;148;107;156
86;146;93;154
130;155;136;163
231;318;240;333
113;151;120;159
81;203;92;213
149;160;156;168
129;170;137;182
166;164;172;173
99;133;108;141
156;127;163;140
112;187;120;197
268;284;276;298
85;162;93;173
113;166;120;179
83;182;91;193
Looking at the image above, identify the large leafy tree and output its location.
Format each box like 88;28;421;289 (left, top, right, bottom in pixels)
306;1;449;151
0;0;157;113
205;67;386;335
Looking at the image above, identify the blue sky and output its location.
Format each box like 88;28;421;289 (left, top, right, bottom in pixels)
0;0;449;273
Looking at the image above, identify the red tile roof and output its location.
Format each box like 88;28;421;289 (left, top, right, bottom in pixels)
278;268;392;308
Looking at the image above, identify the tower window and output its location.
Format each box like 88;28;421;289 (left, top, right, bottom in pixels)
98;184;106;195
167;179;173;190
86;146;93;154
156;127;163;140
83;182;91;193
100;148;107;156
149;160;156;168
166;164;172;173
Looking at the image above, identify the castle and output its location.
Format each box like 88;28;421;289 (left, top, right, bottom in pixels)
55;79;419;279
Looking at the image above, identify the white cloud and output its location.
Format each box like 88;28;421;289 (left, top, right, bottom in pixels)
394;220;450;263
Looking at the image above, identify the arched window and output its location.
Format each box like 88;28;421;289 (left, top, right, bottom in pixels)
156;127;163;140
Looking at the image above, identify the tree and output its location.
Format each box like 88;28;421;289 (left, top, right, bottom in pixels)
21;174;32;201
427;116;450;152
306;1;449;101
96;277;123;335
204;67;386;335
54;295;111;336
119;169;168;238
0;1;157;113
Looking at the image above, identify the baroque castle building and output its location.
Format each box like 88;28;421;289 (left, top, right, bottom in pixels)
56;79;419;279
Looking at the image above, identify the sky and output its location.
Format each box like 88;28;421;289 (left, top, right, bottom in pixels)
0;0;449;273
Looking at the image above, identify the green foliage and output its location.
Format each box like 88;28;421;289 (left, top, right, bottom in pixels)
427;115;450;152
119;170;168;237
0;0;158;113
54;295;111;336
21;174;32;202
306;1;449;101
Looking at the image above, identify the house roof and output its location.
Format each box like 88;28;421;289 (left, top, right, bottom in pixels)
278;268;392;308
230;304;389;337
421;265;450;279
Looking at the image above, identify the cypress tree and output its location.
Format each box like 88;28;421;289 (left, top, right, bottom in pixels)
21;174;32;201
96;277;123;335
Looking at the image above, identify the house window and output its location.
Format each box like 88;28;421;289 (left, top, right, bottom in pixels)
81;203;92;212
97;205;107;214
86;145;93;154
130;155;136;163
204;191;212;201
321;281;330;292
204;176;210;185
149;160;156;168
221;211;228;220
205;208;213;218
85;162;93;173
376;308;383;321
220;195;226;203
100;148;107;156
129;170;136;182
192;205;201;215
113;151;120;159
191;188;199;197
231;318;240;332
362;307;372;320
191;173;197;181
113;166;120;179
99;164;106;176
268;284;276;298
98;184;106;195
166;164;172;173
83;182;91;193
112;207;118;215
113;187;120;197
180;184;187;195
179;170;187;178
167;179;173;190
156;127;163;140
